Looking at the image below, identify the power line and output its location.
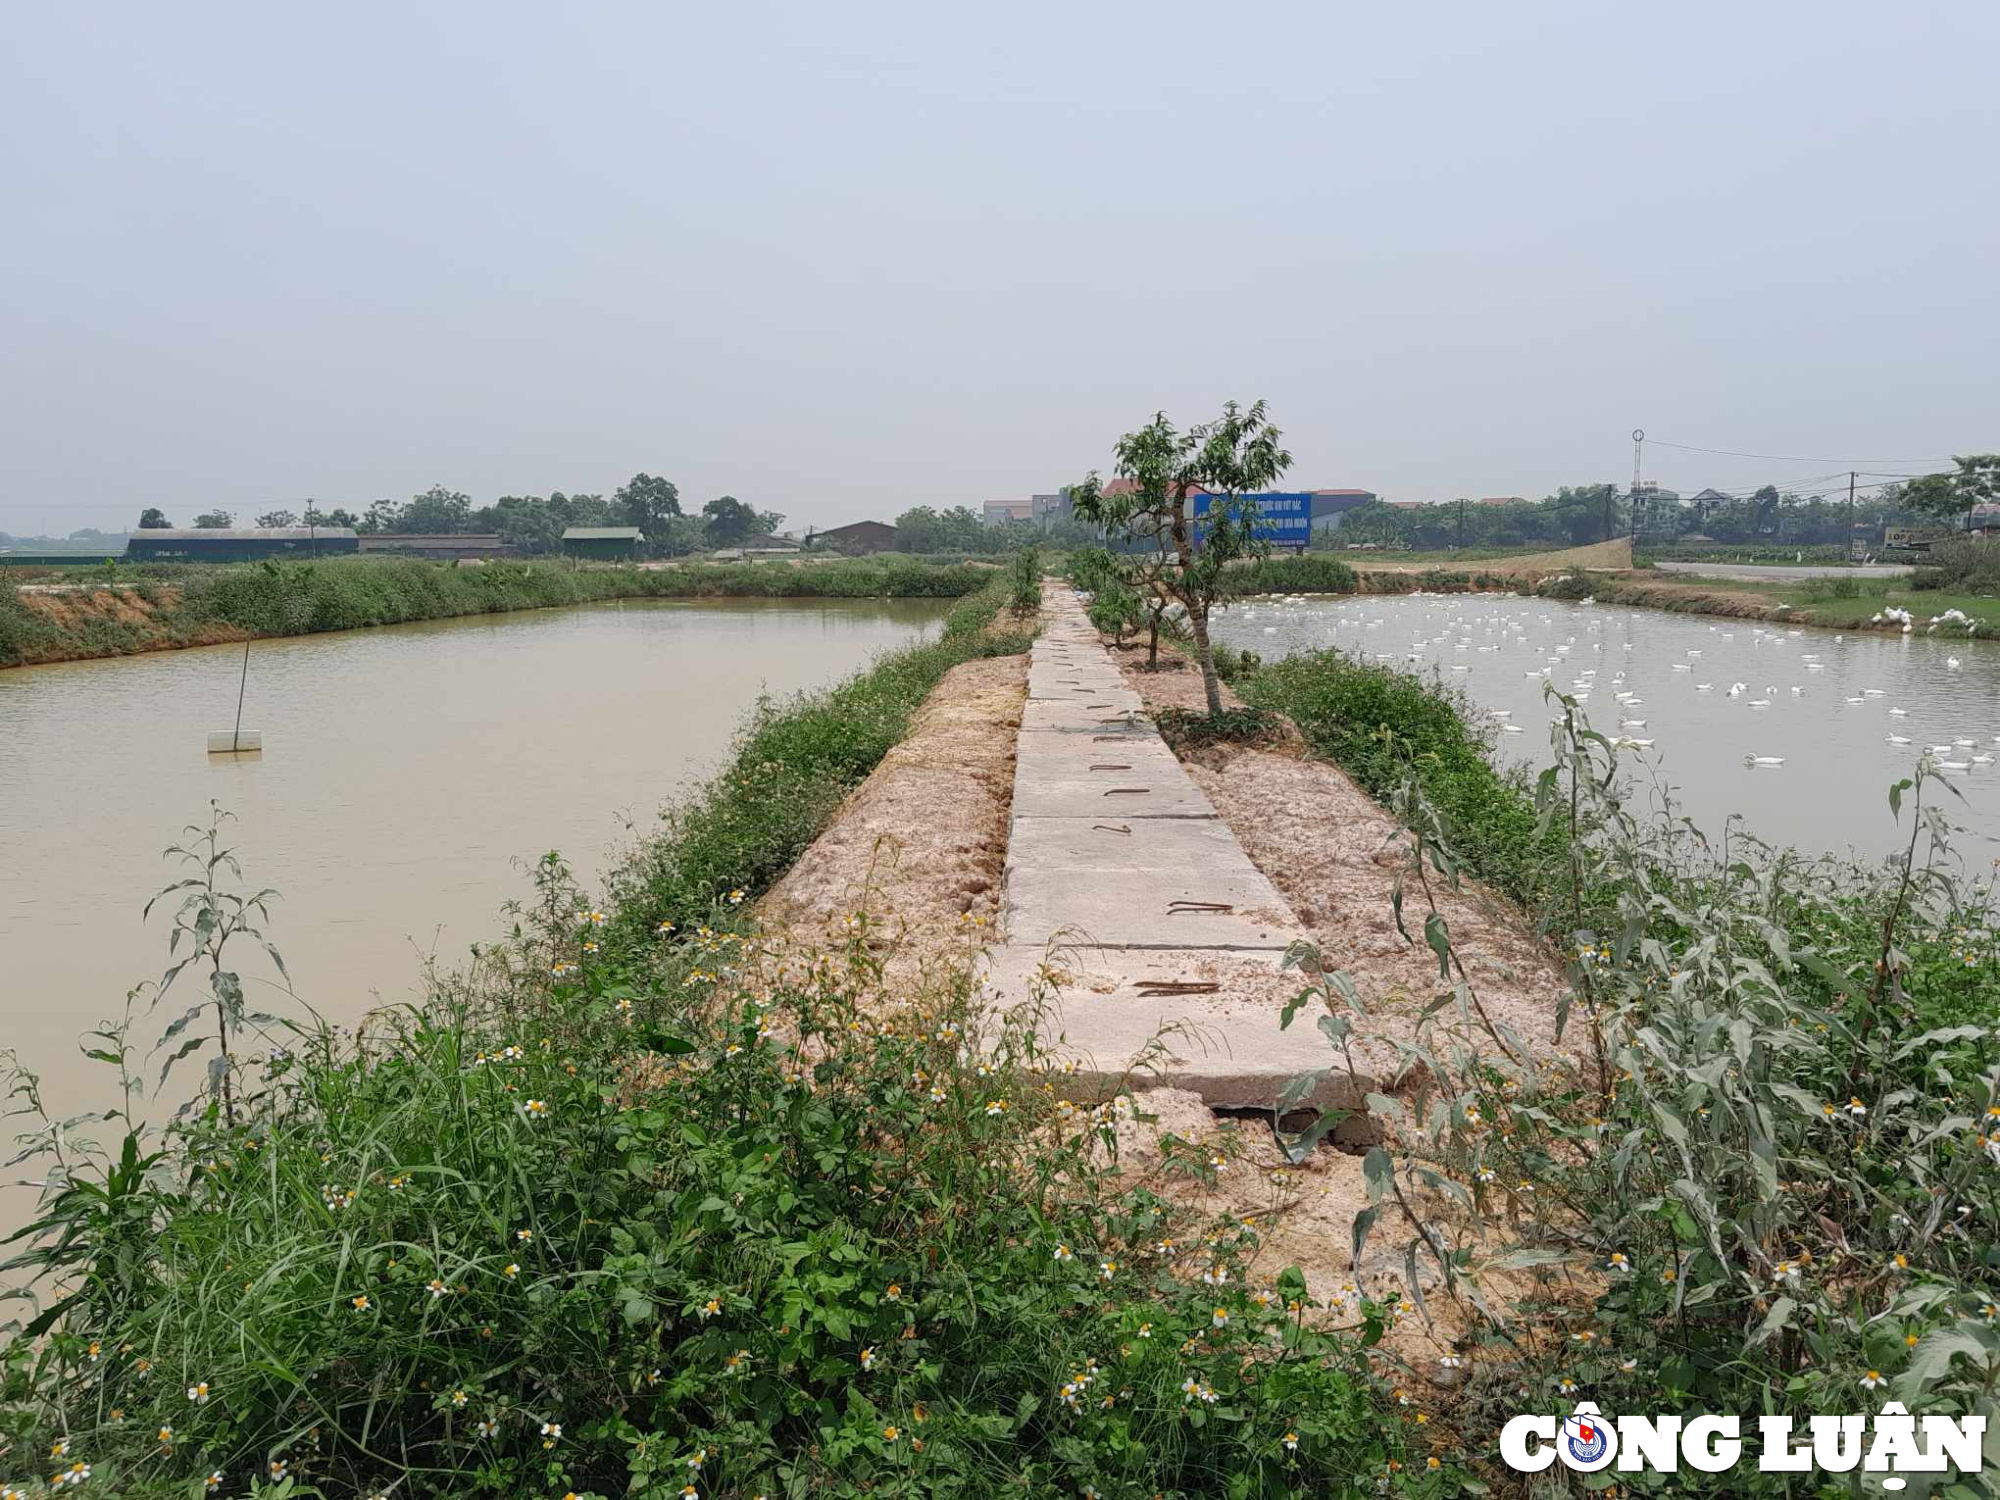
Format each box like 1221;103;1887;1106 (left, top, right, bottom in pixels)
1645;438;1952;466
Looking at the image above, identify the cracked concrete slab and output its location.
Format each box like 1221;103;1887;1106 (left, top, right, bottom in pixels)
1021;699;1154;734
980;944;1385;1109
1010;773;1219;820
1003;862;1299;950
1004;814;1251;871
985;584;1328;1113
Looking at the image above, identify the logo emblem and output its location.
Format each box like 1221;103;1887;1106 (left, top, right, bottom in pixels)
1563;1405;1614;1466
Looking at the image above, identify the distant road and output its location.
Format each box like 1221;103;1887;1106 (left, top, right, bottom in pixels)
1651;560;1911;582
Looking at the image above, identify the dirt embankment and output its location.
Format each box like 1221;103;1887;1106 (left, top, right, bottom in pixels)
1355;536;1632;579
754;655;1027;983
5;584;246;667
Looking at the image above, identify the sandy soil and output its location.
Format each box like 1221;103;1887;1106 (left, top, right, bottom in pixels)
755;654;1027;981
1354;536;1632;577
1114;656;1568;1062
19;585;177;631
10;584;245;666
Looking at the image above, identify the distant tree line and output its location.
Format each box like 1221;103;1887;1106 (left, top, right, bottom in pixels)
888;504;1102;554
132;475;786;558
1316;472;1997;552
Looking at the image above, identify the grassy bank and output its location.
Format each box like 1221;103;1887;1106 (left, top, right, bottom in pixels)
607;584;1033;926
1565;571;1999;634
0;557;993;669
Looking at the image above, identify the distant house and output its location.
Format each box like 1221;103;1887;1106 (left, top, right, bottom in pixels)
126;527;360;562
817;520;896;555
983;498;1034;525
358;533;513;559
561;526;644;560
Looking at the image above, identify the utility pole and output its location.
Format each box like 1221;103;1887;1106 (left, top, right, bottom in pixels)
1457;497;1465;549
1629;428;1645;543
1847;470;1857;560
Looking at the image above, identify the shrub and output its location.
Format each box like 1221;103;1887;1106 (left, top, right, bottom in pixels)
1084;577;1144;645
1008;546;1043;615
1911;538;2000;595
1533;569;1595;601
1216;555;1358;597
1284;722;2000;1493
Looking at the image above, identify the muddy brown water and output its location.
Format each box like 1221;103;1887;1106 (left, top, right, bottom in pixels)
0;597;947;1235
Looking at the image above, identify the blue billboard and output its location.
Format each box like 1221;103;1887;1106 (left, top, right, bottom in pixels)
1192;491;1314;550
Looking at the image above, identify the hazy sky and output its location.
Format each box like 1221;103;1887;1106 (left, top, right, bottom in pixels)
4;2;1995;536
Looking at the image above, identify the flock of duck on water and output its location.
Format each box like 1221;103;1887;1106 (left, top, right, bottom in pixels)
1215;592;2000;775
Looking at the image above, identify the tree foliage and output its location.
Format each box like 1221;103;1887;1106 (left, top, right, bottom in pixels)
191;510;235;529
1071;400;1292;715
615;472;683;550
701;495;780;546
891;505;988;554
1905;454;2000;528
136;508;171;530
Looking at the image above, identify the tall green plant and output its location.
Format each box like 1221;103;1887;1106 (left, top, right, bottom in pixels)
1278;706;2000;1488
1071;401;1293;716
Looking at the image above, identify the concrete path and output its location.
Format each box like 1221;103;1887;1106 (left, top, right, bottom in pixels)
983;587;1370;1109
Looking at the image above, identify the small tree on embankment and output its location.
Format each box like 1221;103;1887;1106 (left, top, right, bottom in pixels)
1071;400;1292;716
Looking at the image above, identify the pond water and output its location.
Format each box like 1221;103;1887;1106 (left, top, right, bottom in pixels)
1209;593;2000;864
0;597;946;1127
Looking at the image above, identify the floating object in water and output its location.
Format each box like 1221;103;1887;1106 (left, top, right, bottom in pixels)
1743;755;1785;767
1502;724;1524;734
1748;700;1771;708
1889;707;1910;716
1671;663;1691;672
1886;734;1911;745
1695;683;1713;692
1947;657;1962;669
1939;760;1971;772
1863;688;1886;697
1619;719;1647;729
1845;697;1864;704
1262;626;1277;635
